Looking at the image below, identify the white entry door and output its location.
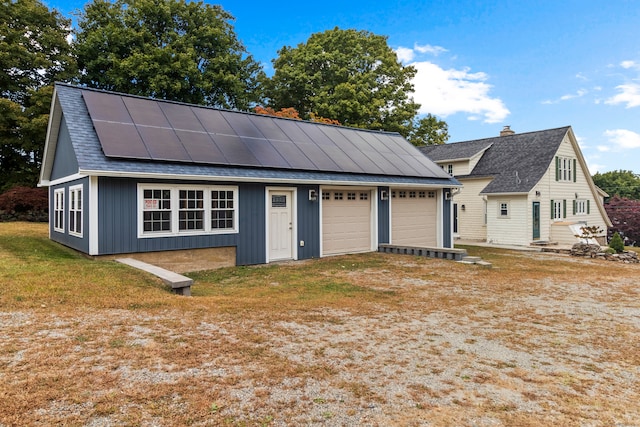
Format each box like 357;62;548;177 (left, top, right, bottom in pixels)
269;190;293;261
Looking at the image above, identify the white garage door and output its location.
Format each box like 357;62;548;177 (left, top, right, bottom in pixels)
391;189;437;247
322;189;372;255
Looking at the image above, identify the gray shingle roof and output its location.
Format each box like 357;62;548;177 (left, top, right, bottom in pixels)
420;127;571;193
419;139;493;162
49;83;457;187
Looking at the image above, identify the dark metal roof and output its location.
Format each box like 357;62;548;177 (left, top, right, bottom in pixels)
69;84;452;181
420;127;571;193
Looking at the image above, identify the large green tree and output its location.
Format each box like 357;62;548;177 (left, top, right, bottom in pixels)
592;170;640;200
75;0;264;109
0;0;75;190
265;27;446;144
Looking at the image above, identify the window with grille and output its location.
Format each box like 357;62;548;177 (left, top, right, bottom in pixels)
179;190;204;231
69;185;83;237
212;190;235;230
139;185;237;237
54;189;64;232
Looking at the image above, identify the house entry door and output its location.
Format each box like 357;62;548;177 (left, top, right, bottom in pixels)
532;201;540;240
269;190;293;261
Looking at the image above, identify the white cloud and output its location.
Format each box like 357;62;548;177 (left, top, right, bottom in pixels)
620;60;640;70
542;89;588;104
605;83;640;108
587;162;606;174
410;61;509;123
604;129;640;150
414;43;448;56
597;145;610;152
395;47;415;63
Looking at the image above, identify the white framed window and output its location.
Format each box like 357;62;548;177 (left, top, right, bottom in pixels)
447;164;453;175
69;185;83;237
498;201;509;218
574;199;589;215
552;199;565;220
556;157;574;182
138;184;238;237
54;188;64;233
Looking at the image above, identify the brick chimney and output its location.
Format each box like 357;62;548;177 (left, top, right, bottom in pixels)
500;125;515;137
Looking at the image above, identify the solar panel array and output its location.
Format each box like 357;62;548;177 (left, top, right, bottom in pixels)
81;89;448;179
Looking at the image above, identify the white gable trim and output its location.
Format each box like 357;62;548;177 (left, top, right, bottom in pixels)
38;87;62;186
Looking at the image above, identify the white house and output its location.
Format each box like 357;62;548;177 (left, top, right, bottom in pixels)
420;126;612;246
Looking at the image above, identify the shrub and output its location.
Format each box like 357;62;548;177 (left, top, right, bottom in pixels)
609;232;625;253
0;186;48;222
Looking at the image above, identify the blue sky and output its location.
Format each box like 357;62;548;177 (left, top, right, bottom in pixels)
47;0;640;174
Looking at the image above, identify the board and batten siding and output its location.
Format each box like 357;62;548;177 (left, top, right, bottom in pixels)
532;133;609;244
486;195;529;245
377;186;390;245
442;189;452;248
97;177;238;258
49;177;90;253
452;177;492;241
296;185;321;260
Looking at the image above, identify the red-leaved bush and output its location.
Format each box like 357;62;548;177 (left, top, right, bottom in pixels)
605;196;640;245
0;186;48;221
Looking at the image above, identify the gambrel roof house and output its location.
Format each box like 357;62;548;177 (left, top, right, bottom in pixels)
420;126;612;247
39;83;460;270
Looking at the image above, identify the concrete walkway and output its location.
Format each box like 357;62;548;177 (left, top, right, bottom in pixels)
454;239;572;252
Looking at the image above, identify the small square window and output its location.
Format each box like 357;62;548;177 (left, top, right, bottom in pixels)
322;192;330;200
359;192;368;200
399;191;407;198
334;192;343;200
499;202;509;217
409;191;416;198
347;192;356;200
427;191;436;198
418;191;426;198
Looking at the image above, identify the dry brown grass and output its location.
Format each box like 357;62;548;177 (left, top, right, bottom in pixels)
1;222;639;426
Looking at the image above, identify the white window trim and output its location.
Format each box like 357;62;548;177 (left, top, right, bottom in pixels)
137;184;239;238
558;156;573;182
575;199;587;215
553;200;563;220
54;188;65;233
69;184;83;237
498;201;510;218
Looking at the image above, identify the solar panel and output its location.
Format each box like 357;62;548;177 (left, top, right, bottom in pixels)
275;120;315;144
294;143;341;171
159;102;206;132
296;122;335;146
221;111;264;139
93;121;150;159
82;90;133;123
210;133;260;166
269;140;317;169
318;145;363;173
247;115;291;141
192;108;236;135
137;126;191;162
175;130;227;164
122;97;171;127
241;137;290;168
80;88;454;180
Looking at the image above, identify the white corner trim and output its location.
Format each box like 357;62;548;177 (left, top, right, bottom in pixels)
89;176;99;255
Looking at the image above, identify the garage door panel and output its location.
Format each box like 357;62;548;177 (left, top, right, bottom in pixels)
392;190;437;247
322;190;371;255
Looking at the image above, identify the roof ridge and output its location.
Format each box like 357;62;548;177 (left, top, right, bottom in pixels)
450;126;571;145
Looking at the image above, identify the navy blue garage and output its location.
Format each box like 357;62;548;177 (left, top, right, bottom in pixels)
39;84;460;268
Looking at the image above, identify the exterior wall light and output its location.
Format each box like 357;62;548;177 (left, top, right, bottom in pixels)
309;189;318;201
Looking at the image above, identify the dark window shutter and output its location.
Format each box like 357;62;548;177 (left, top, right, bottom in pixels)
573;200;576;215
587;200;590;214
573;159;577;182
555;157;559;181
551;199;554;219
563;200;567;218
